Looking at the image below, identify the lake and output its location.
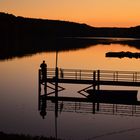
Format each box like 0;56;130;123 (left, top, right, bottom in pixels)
1;38;140;140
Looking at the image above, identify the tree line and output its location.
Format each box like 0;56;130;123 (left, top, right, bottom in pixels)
0;12;140;39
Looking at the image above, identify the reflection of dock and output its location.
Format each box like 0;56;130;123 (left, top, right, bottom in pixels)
39;96;140;117
48;100;140;116
38;67;140;118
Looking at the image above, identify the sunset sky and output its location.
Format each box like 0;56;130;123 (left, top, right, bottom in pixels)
0;0;140;27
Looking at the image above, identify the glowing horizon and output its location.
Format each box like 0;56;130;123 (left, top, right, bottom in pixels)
0;0;140;27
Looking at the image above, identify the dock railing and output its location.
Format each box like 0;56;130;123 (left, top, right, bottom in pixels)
99;70;140;82
46;68;140;83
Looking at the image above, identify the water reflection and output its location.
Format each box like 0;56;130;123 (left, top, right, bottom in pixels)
38;92;140;140
39;95;140;119
38;63;140;139
1;37;140;61
1;38;140;139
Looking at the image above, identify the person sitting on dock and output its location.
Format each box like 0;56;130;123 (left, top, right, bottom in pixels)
40;60;47;82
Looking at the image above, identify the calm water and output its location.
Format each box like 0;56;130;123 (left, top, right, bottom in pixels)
1;38;140;140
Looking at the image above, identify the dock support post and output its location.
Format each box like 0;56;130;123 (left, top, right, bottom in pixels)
96;70;100;111
39;69;41;94
38;69;41;110
55;67;59;98
44;68;47;96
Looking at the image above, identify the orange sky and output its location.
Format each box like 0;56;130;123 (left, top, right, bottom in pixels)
0;0;140;27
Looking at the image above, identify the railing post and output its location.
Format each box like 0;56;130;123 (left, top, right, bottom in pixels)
113;72;115;81
133;73;135;82
76;71;77;80
97;70;100;112
44;67;47;96
55;67;59;98
80;70;81;80
97;70;100;91
135;72;137;82
116;71;118;81
93;71;96;92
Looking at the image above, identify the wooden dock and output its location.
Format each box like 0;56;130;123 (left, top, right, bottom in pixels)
38;67;140;102
40;68;140;86
38;67;140;118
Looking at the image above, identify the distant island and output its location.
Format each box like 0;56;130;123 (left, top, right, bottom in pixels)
106;51;140;59
0;12;140;39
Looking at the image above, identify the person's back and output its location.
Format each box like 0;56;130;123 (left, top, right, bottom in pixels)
40;61;47;81
40;61;47;70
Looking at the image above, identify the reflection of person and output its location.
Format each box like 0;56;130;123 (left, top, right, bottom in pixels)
60;101;63;114
40;95;47;119
40;60;47;81
40;109;47;119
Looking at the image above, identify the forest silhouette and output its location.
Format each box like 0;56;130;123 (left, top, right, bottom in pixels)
0;12;140;39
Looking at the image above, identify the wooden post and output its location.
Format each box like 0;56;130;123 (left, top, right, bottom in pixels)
38;69;41;110
133;73;135;82
96;70;100;111
116;71;118;81
135;72;137;82
113;72;115;81
80;70;81;80
44;68;47;96
93;71;96;92
97;70;100;91
55;67;59;120
55;67;59;98
76;71;77;80
92;71;96;109
39;69;41;93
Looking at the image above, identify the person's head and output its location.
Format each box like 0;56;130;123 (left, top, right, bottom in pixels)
43;60;45;63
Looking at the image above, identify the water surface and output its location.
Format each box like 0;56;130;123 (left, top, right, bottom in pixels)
0;38;140;140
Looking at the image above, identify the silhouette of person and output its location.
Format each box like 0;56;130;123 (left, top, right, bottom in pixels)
40;60;47;82
60;68;64;78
